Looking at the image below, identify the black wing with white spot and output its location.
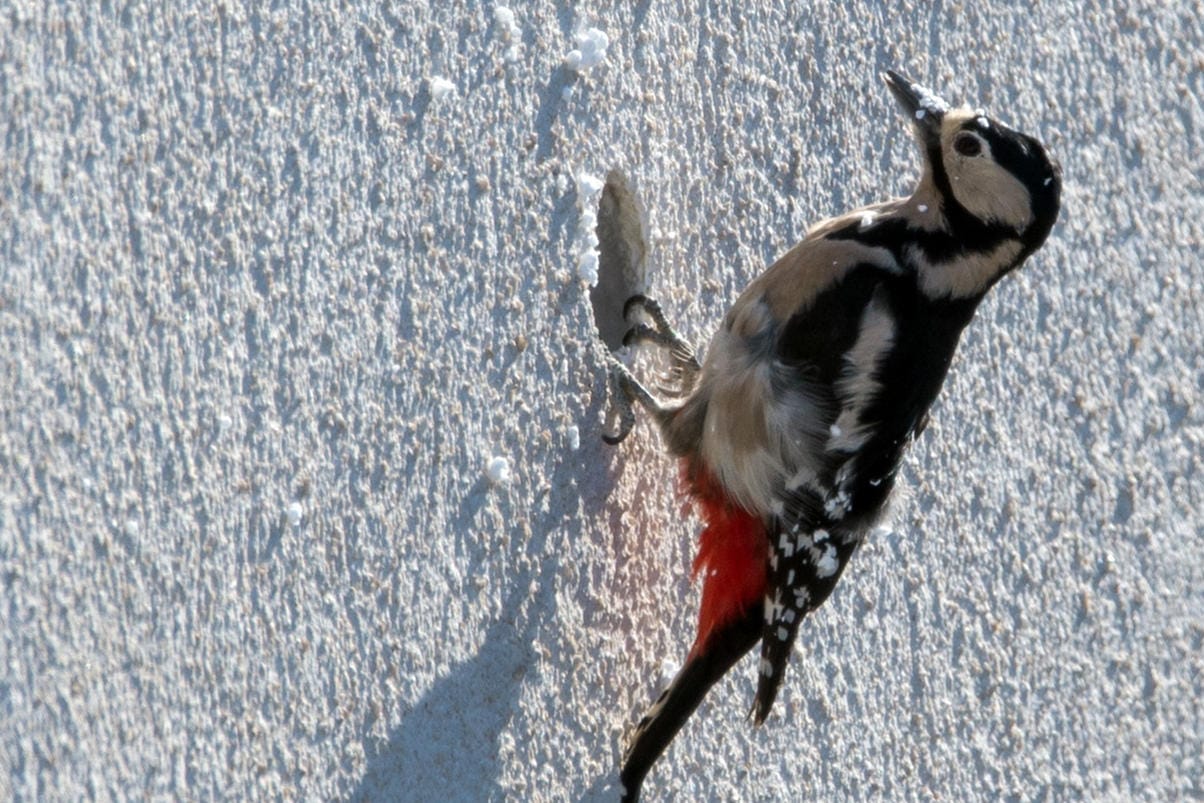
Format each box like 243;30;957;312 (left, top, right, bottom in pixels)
752;514;860;723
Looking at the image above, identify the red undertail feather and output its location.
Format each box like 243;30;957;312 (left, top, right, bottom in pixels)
686;466;769;659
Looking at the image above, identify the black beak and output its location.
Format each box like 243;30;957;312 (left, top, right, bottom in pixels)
882;69;948;139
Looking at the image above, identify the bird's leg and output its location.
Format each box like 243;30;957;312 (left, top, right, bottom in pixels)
603;296;698;444
622;295;701;398
603;359;676;445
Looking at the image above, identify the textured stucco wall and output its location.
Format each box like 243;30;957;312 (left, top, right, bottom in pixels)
2;1;1201;800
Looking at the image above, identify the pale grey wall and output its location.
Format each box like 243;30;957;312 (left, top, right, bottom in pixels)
2;1;1200;800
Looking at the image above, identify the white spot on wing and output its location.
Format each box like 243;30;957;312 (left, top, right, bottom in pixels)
824;489;851;519
815;544;838;577
795;530;812;552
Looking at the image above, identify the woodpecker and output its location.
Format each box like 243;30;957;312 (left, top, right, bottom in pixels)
604;70;1062;801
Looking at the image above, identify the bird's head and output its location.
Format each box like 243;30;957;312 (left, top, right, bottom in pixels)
883;69;1062;256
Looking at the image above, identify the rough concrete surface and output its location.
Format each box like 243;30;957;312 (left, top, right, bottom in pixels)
2;1;1201;800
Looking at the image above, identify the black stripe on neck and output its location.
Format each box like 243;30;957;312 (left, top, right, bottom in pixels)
826;215;1013;268
925;142;1021;248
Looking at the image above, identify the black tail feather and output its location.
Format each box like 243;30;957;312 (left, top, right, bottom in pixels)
619;608;761;802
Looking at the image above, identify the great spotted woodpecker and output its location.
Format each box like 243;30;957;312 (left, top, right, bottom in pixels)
605;70;1062;801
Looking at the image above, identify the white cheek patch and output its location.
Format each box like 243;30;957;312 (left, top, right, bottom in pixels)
944;152;1033;230
940;110;1034;230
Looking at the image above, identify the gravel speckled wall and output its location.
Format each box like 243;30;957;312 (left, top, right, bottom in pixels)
2;1;1200;800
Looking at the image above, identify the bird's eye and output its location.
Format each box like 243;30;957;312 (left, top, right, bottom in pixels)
954;134;982;157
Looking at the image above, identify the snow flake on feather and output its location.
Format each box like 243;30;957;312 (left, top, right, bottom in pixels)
911;80;950;118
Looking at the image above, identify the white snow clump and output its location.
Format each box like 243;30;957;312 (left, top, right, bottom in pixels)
428;76;455;100
911;79;950;119
564;27;609;72
573;171;605;286
494;6;521;62
486;456;512;485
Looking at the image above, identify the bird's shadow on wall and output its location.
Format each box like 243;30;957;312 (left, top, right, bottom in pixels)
350;390;625;801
